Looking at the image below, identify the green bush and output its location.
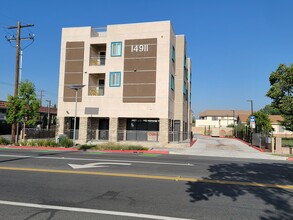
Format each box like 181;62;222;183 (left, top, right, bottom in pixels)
0;137;10;145
59;137;73;148
79;142;148;151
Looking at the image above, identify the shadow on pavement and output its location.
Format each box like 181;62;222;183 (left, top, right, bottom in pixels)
186;162;293;220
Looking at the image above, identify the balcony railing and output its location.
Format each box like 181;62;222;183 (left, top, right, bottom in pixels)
88;85;105;96
90;56;106;66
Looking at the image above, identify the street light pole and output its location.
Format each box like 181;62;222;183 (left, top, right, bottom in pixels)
68;85;85;146
247;100;254;115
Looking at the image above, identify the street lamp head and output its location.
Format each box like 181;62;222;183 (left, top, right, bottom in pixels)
68;84;85;91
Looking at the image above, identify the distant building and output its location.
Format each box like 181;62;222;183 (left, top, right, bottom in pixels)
0;100;57;135
196;110;251;128
57;21;192;145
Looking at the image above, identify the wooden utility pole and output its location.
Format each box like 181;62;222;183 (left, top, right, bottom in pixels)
6;22;34;143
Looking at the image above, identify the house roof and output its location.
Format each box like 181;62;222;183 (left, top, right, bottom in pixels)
269;115;283;124
238;114;284;124
238;113;250;123
199;110;251;117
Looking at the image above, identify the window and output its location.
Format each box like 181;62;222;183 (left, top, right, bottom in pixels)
170;74;175;91
183;81;187;94
185;68;188;80
172;45;175;62
109;72;121;87
111;42;122;57
184;55;187;68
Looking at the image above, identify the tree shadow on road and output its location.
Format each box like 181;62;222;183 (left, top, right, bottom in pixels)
186;162;293;220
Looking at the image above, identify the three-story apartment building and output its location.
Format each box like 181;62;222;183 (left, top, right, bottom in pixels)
57;21;192;145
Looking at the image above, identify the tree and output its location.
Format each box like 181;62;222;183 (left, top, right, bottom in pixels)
247;111;273;134
260;104;281;115
6;80;40;142
266;64;293;131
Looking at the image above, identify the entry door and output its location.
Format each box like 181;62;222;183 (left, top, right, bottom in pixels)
174;120;180;141
99;119;109;140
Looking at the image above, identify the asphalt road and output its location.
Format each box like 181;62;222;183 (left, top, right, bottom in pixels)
0;148;292;220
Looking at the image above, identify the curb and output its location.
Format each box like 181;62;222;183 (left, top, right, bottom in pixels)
2;145;79;151
0;145;169;155
190;139;197;147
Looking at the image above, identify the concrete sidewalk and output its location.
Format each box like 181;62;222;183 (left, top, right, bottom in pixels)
156;135;289;160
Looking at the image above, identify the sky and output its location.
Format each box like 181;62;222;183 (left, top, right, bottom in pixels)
1;0;293;118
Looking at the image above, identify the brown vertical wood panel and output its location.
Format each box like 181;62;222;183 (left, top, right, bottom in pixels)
63;41;84;102
123;38;157;103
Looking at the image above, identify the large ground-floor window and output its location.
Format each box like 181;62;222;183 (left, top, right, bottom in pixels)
126;118;159;141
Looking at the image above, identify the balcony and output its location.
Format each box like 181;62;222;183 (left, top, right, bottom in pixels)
88;73;105;96
90;44;106;66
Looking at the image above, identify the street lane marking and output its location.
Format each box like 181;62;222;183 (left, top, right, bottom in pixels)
0;200;192;220
68;162;132;169
0;154;193;166
0;166;292;190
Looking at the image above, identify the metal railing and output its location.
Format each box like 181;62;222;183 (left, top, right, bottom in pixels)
118;130;159;142
64;129;79;140
87;129;109;141
90;56;106;66
24;128;56;139
169;131;189;142
88;85;105;96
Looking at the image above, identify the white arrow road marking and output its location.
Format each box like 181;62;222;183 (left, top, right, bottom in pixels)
68;162;132;169
0;154;194;166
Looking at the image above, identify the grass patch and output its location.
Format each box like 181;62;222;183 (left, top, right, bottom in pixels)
79;142;148;151
282;138;293;147
273;154;293;157
17;137;73;148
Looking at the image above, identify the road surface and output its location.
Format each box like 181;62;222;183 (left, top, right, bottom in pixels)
0;148;292;219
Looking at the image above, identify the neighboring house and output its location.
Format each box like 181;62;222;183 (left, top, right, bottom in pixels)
269;115;293;137
195;110;251;128
0;100;57;134
238;114;293;137
57;21;192;145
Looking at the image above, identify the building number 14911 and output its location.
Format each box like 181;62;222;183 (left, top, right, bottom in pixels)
131;44;149;52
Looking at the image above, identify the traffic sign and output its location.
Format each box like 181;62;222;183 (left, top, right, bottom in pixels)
250;116;255;122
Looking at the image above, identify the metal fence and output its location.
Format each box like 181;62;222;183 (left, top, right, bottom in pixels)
252;133;271;148
25;128;56;139
169;131;189;143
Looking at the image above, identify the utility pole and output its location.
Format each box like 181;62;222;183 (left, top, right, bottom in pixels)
46;100;51;130
40;90;44;106
6;21;34;143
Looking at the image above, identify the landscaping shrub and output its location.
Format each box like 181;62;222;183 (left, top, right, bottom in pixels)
0;137;10;145
59;137;73;148
79;142;148;151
